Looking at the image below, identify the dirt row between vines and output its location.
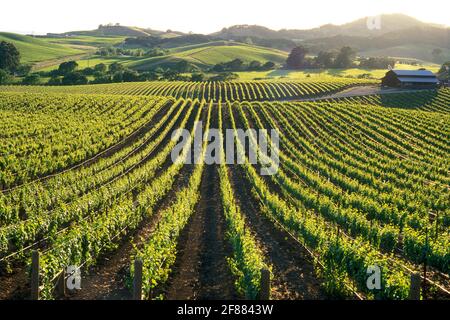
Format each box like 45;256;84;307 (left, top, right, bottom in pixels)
222;104;326;300
163;104;238;300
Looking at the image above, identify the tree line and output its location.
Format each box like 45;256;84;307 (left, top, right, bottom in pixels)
211;59;276;72
286;45;396;70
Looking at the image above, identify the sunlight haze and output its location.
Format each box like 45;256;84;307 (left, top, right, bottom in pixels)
1;0;448;35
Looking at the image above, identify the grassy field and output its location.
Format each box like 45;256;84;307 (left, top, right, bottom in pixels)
37;55;141;72
235;63;441;80
0;32;88;64
39;35;126;48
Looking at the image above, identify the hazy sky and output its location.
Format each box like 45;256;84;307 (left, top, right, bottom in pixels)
1;0;448;35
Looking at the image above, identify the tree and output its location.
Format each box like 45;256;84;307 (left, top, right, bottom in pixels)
191;73;205;82
58;61;78;75
91;74;112;84
82;67;95;76
212;63;225;72
175;60;190;73
334;47;355;68
47;77;62;85
122;70;140;82
16;64;32;77
438;62;450;80
0;41;20;73
62;72;88;85
228;59;244;71
262;61;276;70
112;72;124;82
162;69;180;81
359;57;396;69
315;51;336;68
22;74;41;85
249;60;262;70
438;62;449;73
140;71;159;81
0;69;11;84
94;63;107;73
210;72;239;81
286;46;309;69
109;62;124;74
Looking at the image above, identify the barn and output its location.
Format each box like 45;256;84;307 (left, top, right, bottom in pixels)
381;70;439;88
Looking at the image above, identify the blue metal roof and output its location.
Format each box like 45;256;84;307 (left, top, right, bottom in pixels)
391;70;436;77
397;77;439;83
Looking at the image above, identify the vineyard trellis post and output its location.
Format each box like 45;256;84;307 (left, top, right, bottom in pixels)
408;273;421;300
434;212;439;241
133;258;143;300
259;268;270;300
30;250;40;300
56;269;66;297
422;228;429;300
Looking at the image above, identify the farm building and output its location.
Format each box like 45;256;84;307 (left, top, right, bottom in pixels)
381;70;439;88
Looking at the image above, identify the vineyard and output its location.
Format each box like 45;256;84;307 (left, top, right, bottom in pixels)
0;81;448;301
0;79;375;102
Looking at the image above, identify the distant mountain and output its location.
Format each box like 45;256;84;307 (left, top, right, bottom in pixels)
212;14;449;62
302;25;450;62
213;14;444;40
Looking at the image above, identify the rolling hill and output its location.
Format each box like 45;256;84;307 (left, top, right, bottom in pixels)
39;35;126;48
128;42;288;70
0;32;88;64
49;25;186;39
59;25;152;37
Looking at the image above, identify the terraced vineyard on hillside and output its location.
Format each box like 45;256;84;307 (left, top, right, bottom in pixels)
0;82;448;300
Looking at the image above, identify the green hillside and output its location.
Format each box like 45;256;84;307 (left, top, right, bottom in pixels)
129;42;288;70
40;35;126;48
63;25;151;37
361;44;450;64
0;32;86;64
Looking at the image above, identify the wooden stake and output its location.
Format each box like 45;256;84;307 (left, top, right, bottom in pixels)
56;269;66;298
133;258;143;300
259;268;270;300
30;250;40;300
409;273;421;300
422;228;429;300
435;212;439;241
